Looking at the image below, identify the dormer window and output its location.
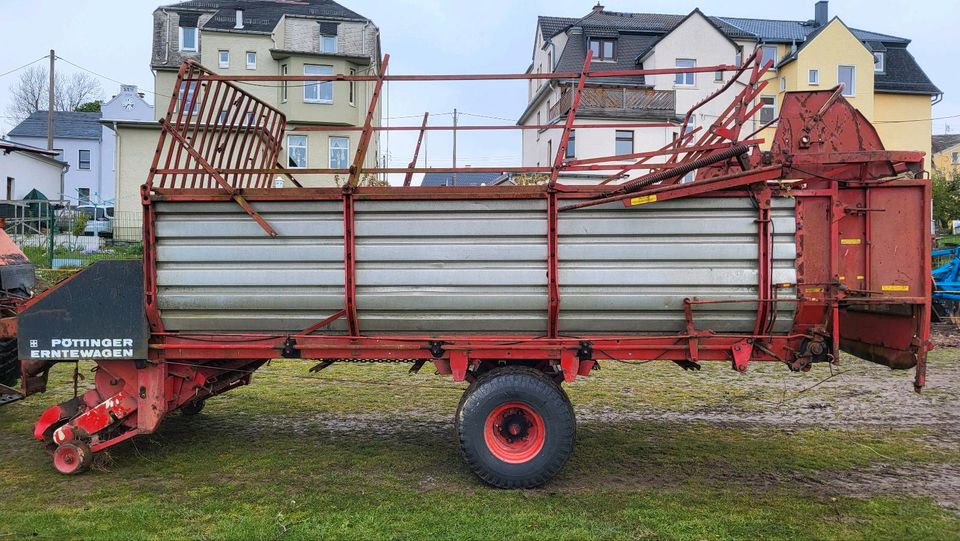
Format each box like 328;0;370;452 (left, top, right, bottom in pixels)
873;52;885;73
319;22;339;54
760;45;778;69
588;38;615;61
321;34;337;54
179;26;197;52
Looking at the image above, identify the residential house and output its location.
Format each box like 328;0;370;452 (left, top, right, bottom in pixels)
521;1;941;181
932;134;960;179
100;85;154;203
110;0;382;239
0;140;69;201
420;171;508;186
7;111;104;203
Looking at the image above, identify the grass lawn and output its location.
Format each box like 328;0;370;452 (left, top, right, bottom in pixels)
1;350;958;540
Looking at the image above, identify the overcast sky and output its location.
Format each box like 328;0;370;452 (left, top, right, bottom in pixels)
0;0;956;180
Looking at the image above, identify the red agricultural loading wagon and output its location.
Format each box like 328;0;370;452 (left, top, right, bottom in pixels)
15;50;932;487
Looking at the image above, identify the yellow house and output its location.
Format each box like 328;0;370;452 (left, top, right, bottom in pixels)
753;13;940;169
109;0;382;240
933;135;960;179
526;1;940;181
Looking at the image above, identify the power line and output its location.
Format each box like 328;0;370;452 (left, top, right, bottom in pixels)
874;113;960;124
0;55;48;79
55;55;171;100
459;111;518;122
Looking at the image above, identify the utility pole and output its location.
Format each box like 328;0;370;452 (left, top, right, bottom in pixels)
452;108;457;186
47;49;55;151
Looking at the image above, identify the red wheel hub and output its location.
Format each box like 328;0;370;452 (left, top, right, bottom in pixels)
484;402;545;463
52;442;91;475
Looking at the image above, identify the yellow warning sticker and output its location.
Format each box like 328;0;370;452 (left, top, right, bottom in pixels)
840;238;862;245
839;275;845;281
629;194;658;206
856;275;865;280
881;284;910;292
805;287;824;293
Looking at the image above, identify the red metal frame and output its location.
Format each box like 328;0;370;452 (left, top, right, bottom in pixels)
26;48;934;464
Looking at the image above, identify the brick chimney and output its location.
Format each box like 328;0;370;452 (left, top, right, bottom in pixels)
815;1;828;26
592;3;604;13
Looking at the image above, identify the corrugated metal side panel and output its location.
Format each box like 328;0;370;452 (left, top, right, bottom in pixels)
558;197;797;334
354;199;549;333
154;196;797;336
155;201;347;332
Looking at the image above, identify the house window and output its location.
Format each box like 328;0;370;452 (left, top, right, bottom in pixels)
780;76;786;92
808;69;820;85
321;33;337;54
715;71;723;82
760;45;778;68
245;51;257;70
615;130;634;155
218;111;228;124
735;51;742;67
329;137;349;169
179;27;197;52
5;177;13;200
547;50;553;70
838;65;856;96
178;81;199;115
674;59;695;86
588;38;615;60
304;64;333;103
78;150;91;170
287;135;307;168
566;129;576;158
77;188;90;204
349;68;356;106
759;96;776;124
873;52;885;73
218;50;230;68
280;64;288;102
953;152;959;165
547;140;553;163
536;111;541;140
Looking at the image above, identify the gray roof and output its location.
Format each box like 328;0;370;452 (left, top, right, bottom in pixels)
7;111;102;141
420;172;504;186
537;9;937;96
933;135;960;154
555;32;659;86
162;0;368;34
717;16;908;44
874;46;941;95
0;139;60;156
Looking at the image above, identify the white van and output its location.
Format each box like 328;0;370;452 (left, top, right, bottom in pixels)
78;205;114;238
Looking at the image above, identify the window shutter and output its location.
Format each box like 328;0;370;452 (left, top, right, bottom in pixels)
178;12;200;27
318;22;339;36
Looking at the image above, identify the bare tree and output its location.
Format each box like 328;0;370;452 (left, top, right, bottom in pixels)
5;65;103;123
5;65;47;123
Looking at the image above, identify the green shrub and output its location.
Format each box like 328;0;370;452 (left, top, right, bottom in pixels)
71;212;89;237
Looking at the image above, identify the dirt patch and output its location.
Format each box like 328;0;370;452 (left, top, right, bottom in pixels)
932;322;960;348
790;463;960;513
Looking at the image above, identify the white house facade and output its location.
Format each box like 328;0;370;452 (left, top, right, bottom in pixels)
0;140;69;200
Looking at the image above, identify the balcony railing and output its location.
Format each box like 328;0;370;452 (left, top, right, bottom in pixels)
549;86;675;120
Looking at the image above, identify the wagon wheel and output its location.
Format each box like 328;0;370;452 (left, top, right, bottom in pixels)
181;399;205;416
455;366;576;489
52;440;93;475
0;338;19;388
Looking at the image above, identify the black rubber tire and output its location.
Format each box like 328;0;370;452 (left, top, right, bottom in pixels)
181;399;205;416
455;366;576;489
0;339;19;388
